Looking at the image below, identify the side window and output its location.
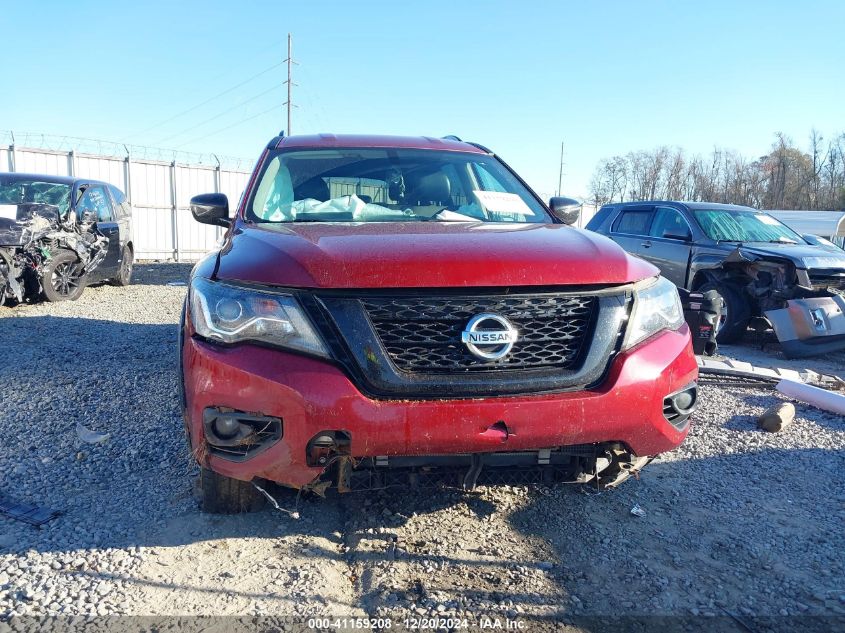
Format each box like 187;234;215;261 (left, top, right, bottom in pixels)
77;186;113;222
612;209;653;235
108;185;129;218
650;207;692;240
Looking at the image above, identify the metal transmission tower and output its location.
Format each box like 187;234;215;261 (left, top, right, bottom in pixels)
557;141;566;196
283;33;299;135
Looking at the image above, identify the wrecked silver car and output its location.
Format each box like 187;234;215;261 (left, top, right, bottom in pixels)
0;173;134;304
586;201;845;357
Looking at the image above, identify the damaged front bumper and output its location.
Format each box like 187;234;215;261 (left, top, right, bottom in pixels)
182;325;698;491
766;294;845;358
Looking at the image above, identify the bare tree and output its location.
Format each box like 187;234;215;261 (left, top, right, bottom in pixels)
588;128;845;210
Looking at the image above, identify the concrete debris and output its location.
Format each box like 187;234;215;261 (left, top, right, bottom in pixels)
757;402;796;433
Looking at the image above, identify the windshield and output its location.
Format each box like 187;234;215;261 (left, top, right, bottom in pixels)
692;208;806;244
247;148;549;224
0;177;72;216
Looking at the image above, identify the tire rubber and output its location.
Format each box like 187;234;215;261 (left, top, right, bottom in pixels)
198;467;266;514
698;281;750;344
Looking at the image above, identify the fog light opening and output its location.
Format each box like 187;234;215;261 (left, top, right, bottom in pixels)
202;408;282;461
662;383;699;428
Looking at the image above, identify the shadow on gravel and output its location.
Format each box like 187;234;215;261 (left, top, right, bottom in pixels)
505;448;845;620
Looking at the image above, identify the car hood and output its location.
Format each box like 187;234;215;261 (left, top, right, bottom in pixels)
727;242;845;270
214;221;658;289
0;203;60;246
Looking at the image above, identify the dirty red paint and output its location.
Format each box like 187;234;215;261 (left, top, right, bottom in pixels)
183;324;696;487
216;222;658;289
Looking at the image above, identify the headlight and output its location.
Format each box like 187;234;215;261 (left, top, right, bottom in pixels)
624;276;685;349
189;277;329;357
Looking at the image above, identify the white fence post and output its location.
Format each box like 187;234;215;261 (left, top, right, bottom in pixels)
68;149;76;177
123;145;133;208
170;160;179;261
8;131;16;172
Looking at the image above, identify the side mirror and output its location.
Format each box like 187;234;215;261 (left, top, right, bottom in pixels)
80;210;98;223
190;193;230;227
662;228;691;241
548;196;581;225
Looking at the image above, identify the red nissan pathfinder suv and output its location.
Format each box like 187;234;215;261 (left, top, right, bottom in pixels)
181;134;698;513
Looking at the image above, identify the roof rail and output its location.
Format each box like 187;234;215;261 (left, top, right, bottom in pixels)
467;141;493;154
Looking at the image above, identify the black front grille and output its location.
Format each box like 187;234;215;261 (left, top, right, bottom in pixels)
360;295;597;372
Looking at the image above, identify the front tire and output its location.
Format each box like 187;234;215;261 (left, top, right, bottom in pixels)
698;281;749;344
198;467;266;514
42;250;86;302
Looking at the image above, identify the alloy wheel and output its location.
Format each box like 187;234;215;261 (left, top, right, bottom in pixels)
52;262;82;297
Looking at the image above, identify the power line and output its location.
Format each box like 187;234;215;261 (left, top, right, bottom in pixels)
174;104;280;149
155;84;282;145
125;61;284;140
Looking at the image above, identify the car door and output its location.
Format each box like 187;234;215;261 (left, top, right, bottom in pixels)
608;205;655;258
76;185;121;279
107;185;132;251
640;206;694;287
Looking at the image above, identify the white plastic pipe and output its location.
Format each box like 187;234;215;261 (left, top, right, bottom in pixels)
776;379;845;416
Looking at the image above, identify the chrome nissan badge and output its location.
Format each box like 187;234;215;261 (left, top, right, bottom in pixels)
461;313;519;360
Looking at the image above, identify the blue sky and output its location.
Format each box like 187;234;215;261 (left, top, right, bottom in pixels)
2;1;843;198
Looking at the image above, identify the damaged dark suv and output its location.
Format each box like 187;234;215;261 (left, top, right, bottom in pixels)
587;201;845;357
0;173;133;305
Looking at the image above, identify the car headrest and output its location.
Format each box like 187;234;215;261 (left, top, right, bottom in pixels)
406;171;451;205
294;177;330;201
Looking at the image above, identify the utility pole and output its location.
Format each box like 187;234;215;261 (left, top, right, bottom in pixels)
557;141;565;196
283;33;298;135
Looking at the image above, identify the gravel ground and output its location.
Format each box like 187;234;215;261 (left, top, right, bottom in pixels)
1;263;844;626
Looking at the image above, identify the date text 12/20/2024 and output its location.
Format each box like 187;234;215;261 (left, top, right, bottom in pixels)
307;617;528;630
